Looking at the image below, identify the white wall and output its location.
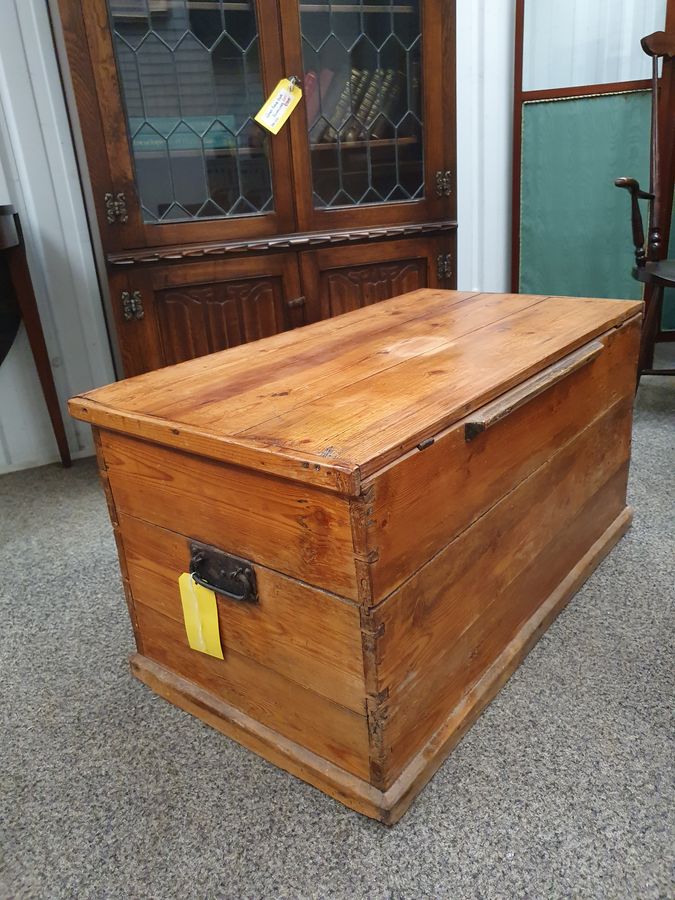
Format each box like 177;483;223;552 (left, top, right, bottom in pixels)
523;0;666;91
456;0;516;294
0;0;114;474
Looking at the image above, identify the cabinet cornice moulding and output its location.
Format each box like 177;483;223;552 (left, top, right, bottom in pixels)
106;221;459;268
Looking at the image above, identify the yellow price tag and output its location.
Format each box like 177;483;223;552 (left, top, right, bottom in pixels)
178;572;224;660
254;78;302;135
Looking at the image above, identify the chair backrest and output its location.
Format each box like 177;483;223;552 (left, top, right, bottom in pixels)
641;31;675;263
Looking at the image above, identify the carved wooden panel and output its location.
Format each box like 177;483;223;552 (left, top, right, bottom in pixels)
321;259;428;318
156;276;289;366
299;237;448;325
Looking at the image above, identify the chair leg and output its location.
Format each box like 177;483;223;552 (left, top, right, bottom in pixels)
638;284;664;382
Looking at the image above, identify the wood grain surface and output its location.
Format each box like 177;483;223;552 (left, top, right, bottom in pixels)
135;601;371;780
120;512;365;712
377;505;633;822
101;429;360;598
101;431;357;598
68;291;642;490
359;314;641;603
131;654;389;820
367;397;633;786
129;501;632;824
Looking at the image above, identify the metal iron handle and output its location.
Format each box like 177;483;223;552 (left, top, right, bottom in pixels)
189;540;258;603
464;340;604;442
191;568;255;603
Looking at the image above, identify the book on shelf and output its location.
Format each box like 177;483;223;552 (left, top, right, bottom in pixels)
312;67;411;146
371;71;403;138
336;69;373;141
321;68;360;142
315;68;351;140
357;69;390;132
304;70;319;125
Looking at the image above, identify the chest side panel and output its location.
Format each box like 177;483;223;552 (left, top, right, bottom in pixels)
119;512;366;713
96;433;371;780
367;392;634;788
361;315;641;605
134;600;370;779
100;430;359;599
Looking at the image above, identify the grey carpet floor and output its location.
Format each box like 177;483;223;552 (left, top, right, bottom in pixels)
1;373;673;900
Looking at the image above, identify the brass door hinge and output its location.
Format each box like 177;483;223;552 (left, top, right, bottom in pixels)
437;253;452;281
105;191;128;224
434;170;452;198
121;290;144;321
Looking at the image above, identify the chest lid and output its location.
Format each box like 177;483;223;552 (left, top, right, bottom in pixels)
69;290;641;495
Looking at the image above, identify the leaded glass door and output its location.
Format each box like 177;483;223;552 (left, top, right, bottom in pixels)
81;0;296;248
280;0;451;232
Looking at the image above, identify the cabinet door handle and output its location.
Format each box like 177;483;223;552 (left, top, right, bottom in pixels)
464;340;604;441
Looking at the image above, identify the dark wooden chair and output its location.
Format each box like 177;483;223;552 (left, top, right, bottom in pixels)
0;204;71;466
615;30;675;379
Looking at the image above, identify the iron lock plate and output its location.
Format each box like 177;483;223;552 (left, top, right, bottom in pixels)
189;540;258;604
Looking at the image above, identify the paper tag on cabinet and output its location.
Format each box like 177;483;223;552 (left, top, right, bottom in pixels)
178;572;224;659
254;78;302;134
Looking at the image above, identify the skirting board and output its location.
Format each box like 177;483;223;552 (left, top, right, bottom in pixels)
130;506;633;824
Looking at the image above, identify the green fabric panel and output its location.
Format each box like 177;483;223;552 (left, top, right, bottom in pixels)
663;224;675;330
519;92;651;302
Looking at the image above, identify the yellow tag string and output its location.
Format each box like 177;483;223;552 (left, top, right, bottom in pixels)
254;78;303;135
178;572;224;659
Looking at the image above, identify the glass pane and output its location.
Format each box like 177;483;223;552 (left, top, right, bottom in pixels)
300;0;424;209
108;0;273;223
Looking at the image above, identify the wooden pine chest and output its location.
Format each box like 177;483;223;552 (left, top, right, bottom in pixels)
69;289;642;823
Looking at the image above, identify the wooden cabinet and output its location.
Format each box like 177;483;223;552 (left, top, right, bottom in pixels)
110;255;305;374
54;0;457;376
300;235;453;320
